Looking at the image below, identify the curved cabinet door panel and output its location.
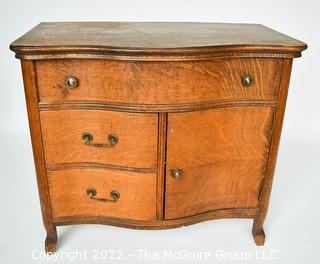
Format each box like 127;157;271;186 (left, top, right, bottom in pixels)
165;107;275;219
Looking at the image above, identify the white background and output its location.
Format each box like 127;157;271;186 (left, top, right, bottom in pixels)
0;0;319;263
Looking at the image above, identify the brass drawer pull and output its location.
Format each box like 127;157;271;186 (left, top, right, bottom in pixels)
87;188;120;202
65;76;78;88
242;75;253;87
82;132;118;147
171;169;183;179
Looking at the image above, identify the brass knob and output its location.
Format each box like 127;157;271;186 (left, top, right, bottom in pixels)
110;191;120;200
108;134;118;146
171;169;183;179
82;132;93;142
87;187;97;198
65;76;78;88
242;75;253;87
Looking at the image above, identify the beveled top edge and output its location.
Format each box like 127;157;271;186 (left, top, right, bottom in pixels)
10;22;307;59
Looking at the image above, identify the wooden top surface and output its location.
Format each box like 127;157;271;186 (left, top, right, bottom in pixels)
10;22;307;59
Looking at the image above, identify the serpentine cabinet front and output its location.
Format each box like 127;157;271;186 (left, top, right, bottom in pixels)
10;22;306;252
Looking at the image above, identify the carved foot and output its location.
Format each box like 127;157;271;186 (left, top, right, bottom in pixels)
45;234;57;253
252;219;265;246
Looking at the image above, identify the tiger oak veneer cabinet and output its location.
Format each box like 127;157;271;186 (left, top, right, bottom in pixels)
10;22;306;252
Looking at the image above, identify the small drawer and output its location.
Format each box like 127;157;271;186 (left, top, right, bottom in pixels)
36;58;281;104
48;169;157;220
40;110;158;169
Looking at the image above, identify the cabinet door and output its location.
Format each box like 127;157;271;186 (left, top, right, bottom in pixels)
165;107;274;219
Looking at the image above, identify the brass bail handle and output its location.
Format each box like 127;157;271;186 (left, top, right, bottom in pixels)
82;132;118;147
87;188;120;202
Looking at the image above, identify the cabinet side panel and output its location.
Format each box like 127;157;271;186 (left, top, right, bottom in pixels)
255;59;293;228
21;60;57;249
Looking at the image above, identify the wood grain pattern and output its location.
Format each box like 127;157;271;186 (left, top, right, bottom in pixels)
36;58;282;104
21;61;57;253
48;169;157;220
165;107;275;219
10;22;307;60
40;110;158;168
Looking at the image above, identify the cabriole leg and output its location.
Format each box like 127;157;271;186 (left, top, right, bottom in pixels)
252;219;265;246
45;226;57;253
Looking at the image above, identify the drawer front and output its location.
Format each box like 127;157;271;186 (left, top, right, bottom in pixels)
40;110;158;168
48;169;157;220
36;58;281;104
165;107;274;219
